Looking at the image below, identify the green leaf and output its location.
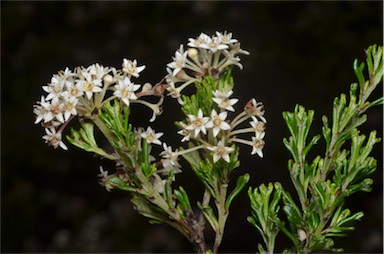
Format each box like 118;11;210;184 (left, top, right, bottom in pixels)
107;175;136;192
225;173;249;210
353;59;366;89
198;202;219;232
174;186;192;211
163;171;175;209
67;121;118;160
131;193;169;224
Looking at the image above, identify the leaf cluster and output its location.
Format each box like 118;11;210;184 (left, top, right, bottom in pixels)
248;45;383;253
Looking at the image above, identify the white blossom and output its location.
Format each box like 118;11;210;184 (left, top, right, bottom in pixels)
204;36;228;53
167;45;188;76
188;32;211;48
215;31;238;45
40;98;65;123
87;64;110;84
62;96;78;121
64;81;84;98
42;127;68;150
212;89;239;112
251;132;265;158
113;77;141;106
186;109;209;137
177;122;192;142
206;109;231;137
246;98;266;122
122;59;145;78
158;143;182;176
34;96;49;124
207;139;234;163
77;72;103;100
249;116;266;136
42;74;65;101
140;126;163;145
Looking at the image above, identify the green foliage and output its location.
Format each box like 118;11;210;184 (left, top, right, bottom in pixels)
248;45;383;253
248;182;282;254
67;121;118;160
98;99;136;151
181;69;234;116
226;173;250;210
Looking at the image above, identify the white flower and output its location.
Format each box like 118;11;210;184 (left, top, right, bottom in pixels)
215;31;238;45
167;45;188;76
122;59;146;78
140;126;163;145
250;116;266;136
113;77;141;106
177;122;192;142
64;81;84;98
245;98;266;122
251;132;265;158
186;109;209;136
212;89;238;112
42;74;65;101
62;96;78;121
160;143;177;159
42;127;68;150
34;96;49;124
158;143;181;176
59;67;75;80
207;139;234;163
87;63;110;81
206;109;231;137
205;36;228;53
40;98;65;123
166;79;184;104
188;32;211;48
77;72;103;100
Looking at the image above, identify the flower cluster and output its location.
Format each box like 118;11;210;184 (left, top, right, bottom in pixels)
161;31;266;164
166;31;249;104
33;59;165;150
177;96;266;162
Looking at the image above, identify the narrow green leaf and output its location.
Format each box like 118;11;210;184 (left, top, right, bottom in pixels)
198;202;219;231
225;173;250;210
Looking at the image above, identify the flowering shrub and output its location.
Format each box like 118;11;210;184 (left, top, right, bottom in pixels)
33;32;382;253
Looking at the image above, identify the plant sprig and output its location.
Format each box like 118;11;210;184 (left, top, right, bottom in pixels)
248;44;383;253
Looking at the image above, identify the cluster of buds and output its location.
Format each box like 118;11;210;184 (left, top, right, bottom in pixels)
33;59;166;150
166;31;249;104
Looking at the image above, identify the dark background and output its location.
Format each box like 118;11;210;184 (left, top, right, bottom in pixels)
1;1;383;253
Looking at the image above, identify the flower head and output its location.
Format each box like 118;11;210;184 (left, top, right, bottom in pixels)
167;45;188;76
42;127;68;150
122;59;146;78
186;109;209;137
113;77;141;106
250;116;266;136
245;98;266;122
207;139;235;163
140;126;163;145
251;132;265;158
177;121;192;142
212;89;239;112
42;74;65;101
206;109;231;137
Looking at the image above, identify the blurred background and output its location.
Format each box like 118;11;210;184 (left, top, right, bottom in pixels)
1;1;383;253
